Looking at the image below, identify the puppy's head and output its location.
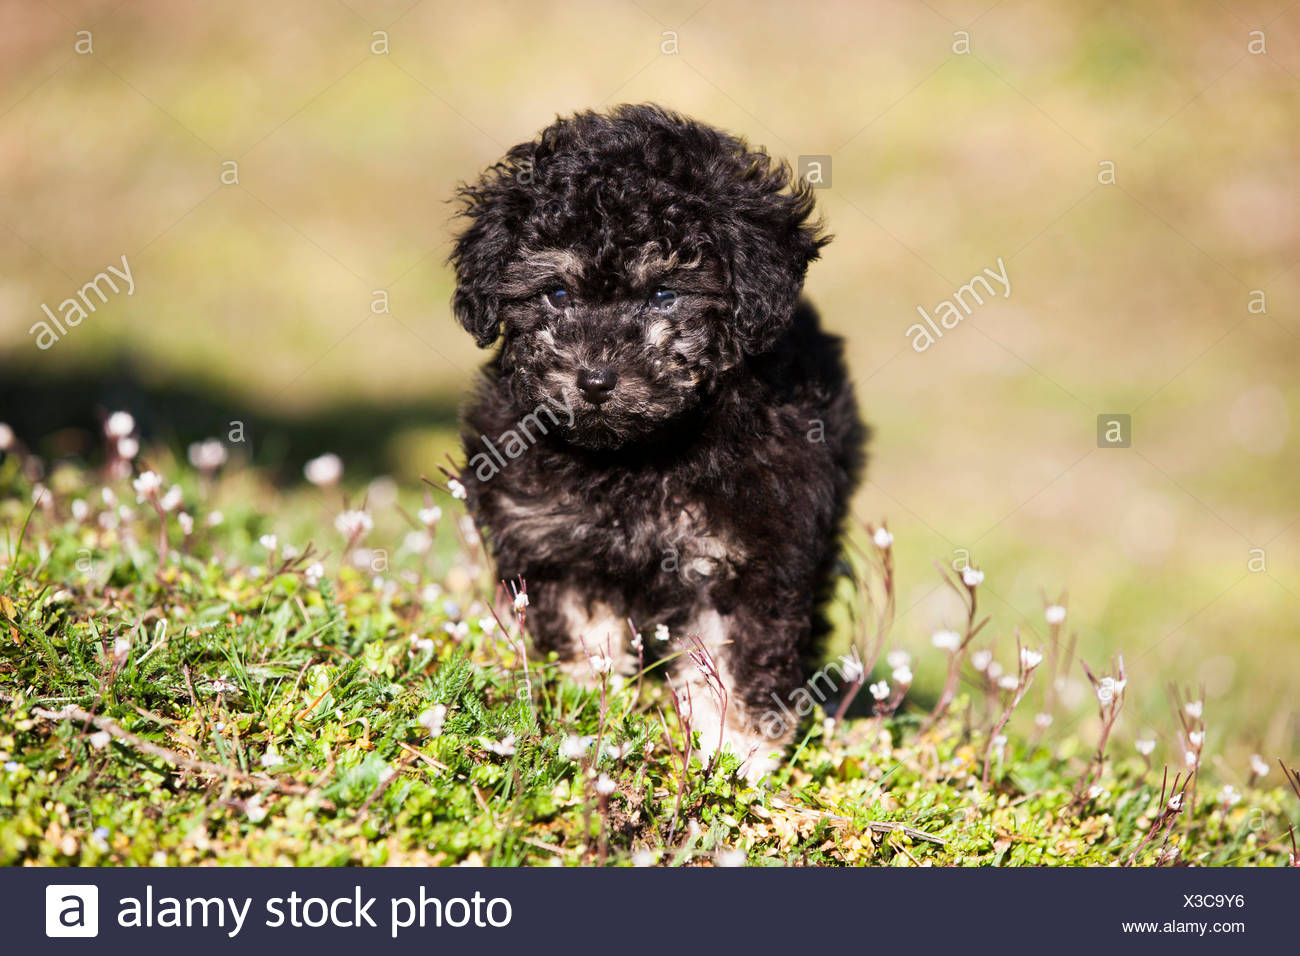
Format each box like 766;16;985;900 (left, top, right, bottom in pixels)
450;104;827;449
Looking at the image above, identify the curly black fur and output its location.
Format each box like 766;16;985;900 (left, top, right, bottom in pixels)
450;104;866;776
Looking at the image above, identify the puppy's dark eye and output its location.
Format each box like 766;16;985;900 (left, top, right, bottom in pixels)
543;289;570;310
648;288;678;312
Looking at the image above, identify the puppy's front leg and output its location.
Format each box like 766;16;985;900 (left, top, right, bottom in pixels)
527;580;635;685
668;608;800;783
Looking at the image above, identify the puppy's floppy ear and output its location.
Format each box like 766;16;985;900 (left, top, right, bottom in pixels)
721;155;828;355
449;146;533;348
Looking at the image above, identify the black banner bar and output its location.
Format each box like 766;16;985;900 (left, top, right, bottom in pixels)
8;867;1292;953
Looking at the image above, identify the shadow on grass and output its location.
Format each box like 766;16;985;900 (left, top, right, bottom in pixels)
0;352;461;482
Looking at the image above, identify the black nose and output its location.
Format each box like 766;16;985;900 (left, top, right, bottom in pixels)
576;367;619;405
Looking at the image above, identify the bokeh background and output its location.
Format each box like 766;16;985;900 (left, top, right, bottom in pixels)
3;0;1298;760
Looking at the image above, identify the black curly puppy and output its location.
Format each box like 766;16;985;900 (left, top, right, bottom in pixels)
450;104;865;779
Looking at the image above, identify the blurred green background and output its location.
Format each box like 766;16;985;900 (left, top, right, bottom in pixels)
2;1;1297;759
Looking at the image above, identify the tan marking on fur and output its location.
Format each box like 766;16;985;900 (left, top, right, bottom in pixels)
664;508;744;582
646;318;673;349
628;245;703;285
499;247;586;296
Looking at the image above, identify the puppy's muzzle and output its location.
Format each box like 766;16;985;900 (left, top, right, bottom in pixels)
576;367;619;405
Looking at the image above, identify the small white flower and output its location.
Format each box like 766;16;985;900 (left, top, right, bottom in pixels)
654;623;670;642
869;680;890;701
1184;750;1198;768
1087;784;1104;800
1188;730;1204;748
931;629;961;652
444;621;469;640
1020;648;1043;671
1250;754;1269;778
998;674;1020;691
334;509;373;540
3;761;18;773
1044;604;1067;625
484;734;516;756
418;506;443;526
1136;737;1156;756
105;411;135;438
258;533;278;552
1184;700;1203;719
971;649;992;672
840;654;865;683
116;436;139;460
132;470;162;501
447;478;468;500
1220;784;1242;807
991;734;1007;752
986;661;1003;680
0;422;13;450
206;510;224;527
605;741;633;760
112;637;131;660
513;591;529;611
561;735;593;760
177;512;194;536
961;567;984;587
367;476;398;508
872;527;893;549
886;649;911;669
303;453;343;486
304;562;324;585
260;748;285;768
70;498;89;522
403;529;433;554
158;484;183;513
245;795;267;823
1034;712;1053;729
594;773;616;796
891;665;913;686
418;704;447;736
101;487;117;508
478;617;498;634
89;731;111;750
629;631;643;652
187;438;228;472
715;848;745;867
632;849;657;867
209;678;237;693
1168;793;1183;812
459;515;479;543
1096;676;1124;707
588;653;613;675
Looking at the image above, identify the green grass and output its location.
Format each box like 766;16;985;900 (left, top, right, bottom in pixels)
0;450;1296;868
